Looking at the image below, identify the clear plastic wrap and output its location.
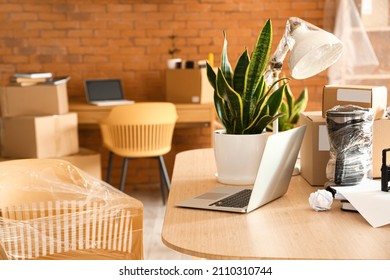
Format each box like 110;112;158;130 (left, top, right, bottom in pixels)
0;159;143;260
326;0;390;90
325;105;374;186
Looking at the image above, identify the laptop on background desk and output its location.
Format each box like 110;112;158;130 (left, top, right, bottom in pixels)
176;125;306;213
84;79;134;106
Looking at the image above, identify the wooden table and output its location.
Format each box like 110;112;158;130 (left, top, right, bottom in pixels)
69;102;216;147
162;148;390;260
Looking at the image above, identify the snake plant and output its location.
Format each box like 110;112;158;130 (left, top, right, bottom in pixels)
206;19;286;134
278;82;308;131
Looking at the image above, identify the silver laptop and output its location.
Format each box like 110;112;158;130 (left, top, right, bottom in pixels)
176;125;306;213
84;79;134;106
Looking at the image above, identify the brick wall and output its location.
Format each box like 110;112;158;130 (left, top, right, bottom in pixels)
0;0;336;192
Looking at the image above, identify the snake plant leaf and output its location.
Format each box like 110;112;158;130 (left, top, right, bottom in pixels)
290;87;308;124
278;102;289;127
221;31;233;87
293;87;308;112
245;111;284;134
214;91;231;129
278;86;308;131
267;83;285;116
206;62;216;90
245;74;266;128
284;81;294;116
244;19;272;98
216;68;243;133
244;105;269;134
207;63;224;123
233;49;250;97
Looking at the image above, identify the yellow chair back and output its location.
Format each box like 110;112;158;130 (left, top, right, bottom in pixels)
100;102;178;158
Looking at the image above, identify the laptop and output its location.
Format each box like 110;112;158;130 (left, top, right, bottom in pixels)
84;79;134;106
176;125;306;213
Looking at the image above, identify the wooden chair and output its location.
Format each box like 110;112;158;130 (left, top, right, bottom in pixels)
0;159;143;260
99;102;177;204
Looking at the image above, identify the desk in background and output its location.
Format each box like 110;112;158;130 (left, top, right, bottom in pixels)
162;148;390;260
69;102;215;139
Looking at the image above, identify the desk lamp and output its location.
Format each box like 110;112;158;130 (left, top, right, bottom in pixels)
265;17;343;133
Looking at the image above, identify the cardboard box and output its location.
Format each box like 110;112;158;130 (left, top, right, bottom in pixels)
0;83;69;117
322;85;387;120
0;148;101;179
300;112;330;186
1;113;79;158
372;118;390;178
165;68;214;103
58;147;102;179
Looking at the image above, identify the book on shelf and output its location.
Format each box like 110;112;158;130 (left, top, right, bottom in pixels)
13;72;53;79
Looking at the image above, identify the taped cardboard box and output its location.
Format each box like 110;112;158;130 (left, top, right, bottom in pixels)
322;85;387;120
58;147;102;179
166;68;214;103
1;113;79;159
0;83;69;117
300;111;330;186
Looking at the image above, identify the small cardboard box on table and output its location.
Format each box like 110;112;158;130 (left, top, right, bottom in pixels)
300;111;330;186
322;85;387;120
165;68;214;103
0;83;69;117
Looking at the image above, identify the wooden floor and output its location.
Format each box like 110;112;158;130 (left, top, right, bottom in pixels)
129;189;191;260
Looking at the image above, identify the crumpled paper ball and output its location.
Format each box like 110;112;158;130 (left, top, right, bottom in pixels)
309;189;333;211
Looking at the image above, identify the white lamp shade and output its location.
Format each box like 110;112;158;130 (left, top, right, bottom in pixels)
289;25;343;79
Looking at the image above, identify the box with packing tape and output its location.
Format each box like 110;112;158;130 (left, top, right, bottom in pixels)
1;113;79;159
322;85;387;120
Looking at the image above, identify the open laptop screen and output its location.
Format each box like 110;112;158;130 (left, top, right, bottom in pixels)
85;79;124;102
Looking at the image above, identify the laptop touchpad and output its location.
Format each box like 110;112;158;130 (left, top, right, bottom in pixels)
195;193;227;200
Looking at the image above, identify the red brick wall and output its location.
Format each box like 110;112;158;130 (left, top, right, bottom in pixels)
0;0;336;192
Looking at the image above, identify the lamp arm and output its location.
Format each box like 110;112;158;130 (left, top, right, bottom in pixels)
264;18;299;86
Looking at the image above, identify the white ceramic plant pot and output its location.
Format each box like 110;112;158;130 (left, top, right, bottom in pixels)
214;130;268;185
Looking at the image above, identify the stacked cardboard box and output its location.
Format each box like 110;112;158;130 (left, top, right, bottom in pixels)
300;85;388;186
0;83;101;179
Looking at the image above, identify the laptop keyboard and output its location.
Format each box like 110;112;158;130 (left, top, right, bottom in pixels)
210;189;252;208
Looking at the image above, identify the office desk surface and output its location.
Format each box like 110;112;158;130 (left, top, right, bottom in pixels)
162;148;390;260
69;102;215;126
